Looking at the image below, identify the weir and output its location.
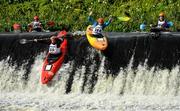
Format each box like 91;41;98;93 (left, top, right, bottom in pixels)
0;32;180;94
104;32;180;72
0;32;180;70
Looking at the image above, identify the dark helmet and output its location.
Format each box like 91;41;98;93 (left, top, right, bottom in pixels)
97;18;104;24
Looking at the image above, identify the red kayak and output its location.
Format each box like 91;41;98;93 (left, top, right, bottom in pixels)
41;32;68;84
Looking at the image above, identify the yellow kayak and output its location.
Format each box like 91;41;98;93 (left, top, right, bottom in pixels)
86;25;108;50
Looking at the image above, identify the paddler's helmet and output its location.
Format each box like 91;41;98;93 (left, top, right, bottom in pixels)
97;18;104;24
47;21;55;27
34;16;39;20
159;12;165;17
13;23;21;30
57;30;67;38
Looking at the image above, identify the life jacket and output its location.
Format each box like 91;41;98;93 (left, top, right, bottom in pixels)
157;20;167;28
32;21;41;29
92;25;103;35
48;44;61;54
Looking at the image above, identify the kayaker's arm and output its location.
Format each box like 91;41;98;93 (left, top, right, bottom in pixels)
88;12;97;25
88;16;97;24
104;21;111;27
54;37;64;47
88;11;94;23
103;16;113;28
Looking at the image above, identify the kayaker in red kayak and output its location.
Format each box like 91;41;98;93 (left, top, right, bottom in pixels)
34;30;68;55
48;31;65;54
34;30;69;84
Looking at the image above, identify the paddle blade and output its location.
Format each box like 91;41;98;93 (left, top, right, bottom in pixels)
19;39;27;44
117;16;131;21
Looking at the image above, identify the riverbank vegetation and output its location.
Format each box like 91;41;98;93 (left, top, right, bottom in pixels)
0;0;179;32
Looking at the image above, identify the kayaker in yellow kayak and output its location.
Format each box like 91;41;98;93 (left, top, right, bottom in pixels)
88;11;113;38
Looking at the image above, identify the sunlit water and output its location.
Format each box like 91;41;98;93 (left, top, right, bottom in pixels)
1;52;180;111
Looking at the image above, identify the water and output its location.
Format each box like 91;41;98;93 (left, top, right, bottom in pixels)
1;52;180;111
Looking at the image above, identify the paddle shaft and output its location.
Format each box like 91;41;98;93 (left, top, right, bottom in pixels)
19;38;49;44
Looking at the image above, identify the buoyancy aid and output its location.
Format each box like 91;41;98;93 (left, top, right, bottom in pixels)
92;25;103;35
48;44;61;54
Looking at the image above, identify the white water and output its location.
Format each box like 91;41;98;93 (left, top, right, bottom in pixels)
1;53;180;111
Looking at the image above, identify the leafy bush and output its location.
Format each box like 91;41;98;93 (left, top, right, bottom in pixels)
0;0;179;32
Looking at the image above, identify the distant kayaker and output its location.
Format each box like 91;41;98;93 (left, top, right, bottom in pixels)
88;11;113;38
150;12;173;32
13;23;21;33
140;21;147;31
28;16;43;32
157;12;169;29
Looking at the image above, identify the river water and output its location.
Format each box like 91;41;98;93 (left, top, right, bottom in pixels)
1;52;180;111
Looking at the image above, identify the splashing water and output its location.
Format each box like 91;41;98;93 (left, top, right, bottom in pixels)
1;52;180;111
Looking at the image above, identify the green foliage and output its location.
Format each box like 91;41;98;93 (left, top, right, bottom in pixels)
0;0;179;32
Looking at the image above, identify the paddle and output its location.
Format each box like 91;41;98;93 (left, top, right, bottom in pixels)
117;12;131;22
117;16;131;22
19;32;81;45
19;38;49;44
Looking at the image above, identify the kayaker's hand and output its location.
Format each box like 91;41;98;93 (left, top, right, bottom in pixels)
50;36;56;39
28;24;31;27
150;24;153;28
88;26;93;31
89;11;93;16
34;39;37;42
109;15;113;22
